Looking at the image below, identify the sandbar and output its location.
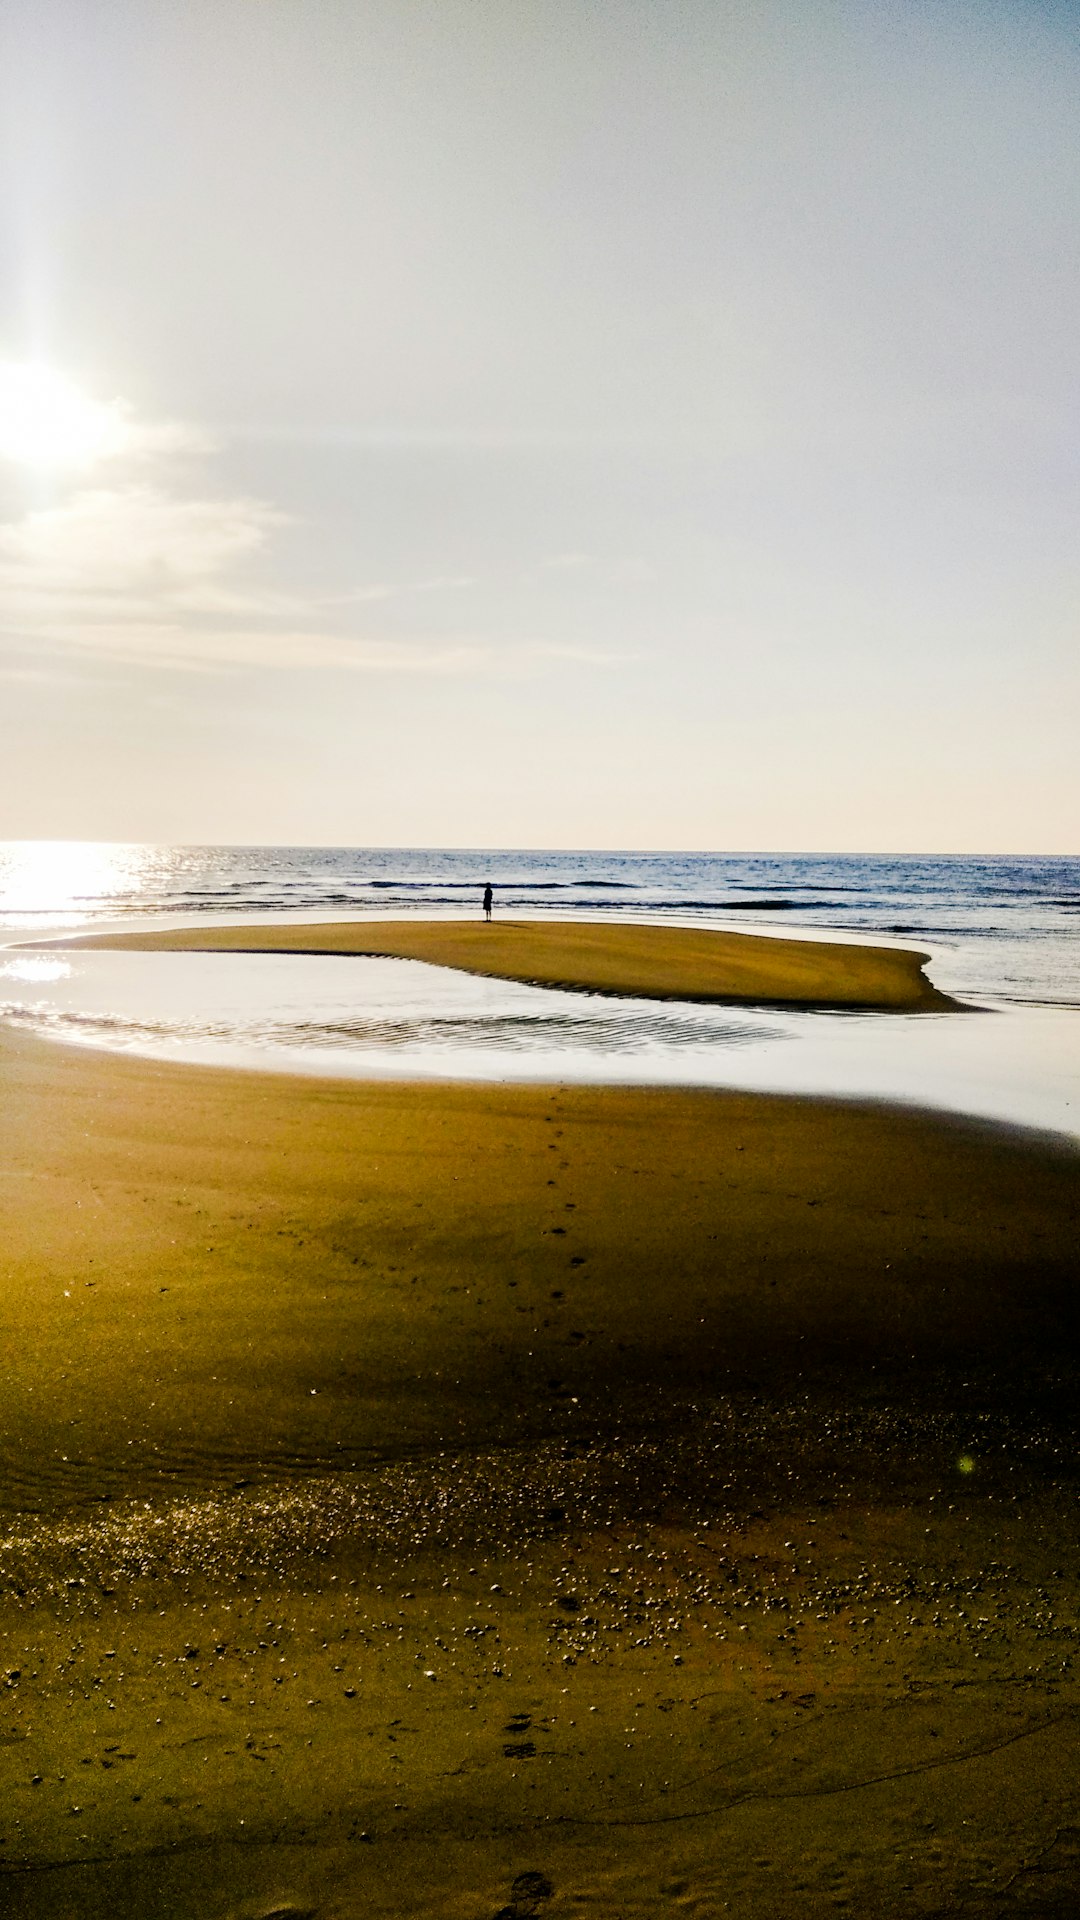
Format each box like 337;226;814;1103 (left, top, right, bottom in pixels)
44;914;959;1010
1;1024;1077;1917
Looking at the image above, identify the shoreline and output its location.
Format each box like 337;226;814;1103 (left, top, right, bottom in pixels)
38;914;961;1011
13;1010;1079;1159
2;1024;1077;1917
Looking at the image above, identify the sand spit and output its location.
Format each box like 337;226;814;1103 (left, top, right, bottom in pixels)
45;915;959;1010
1;1025;1077;1919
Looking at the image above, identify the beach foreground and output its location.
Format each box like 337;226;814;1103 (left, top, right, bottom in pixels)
1;1027;1078;1918
51;915;958;1010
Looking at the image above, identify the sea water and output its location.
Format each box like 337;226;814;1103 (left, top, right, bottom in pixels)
1;844;1077;1139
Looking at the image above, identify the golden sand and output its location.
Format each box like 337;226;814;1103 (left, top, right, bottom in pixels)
51;914;959;1009
1;1026;1077;1918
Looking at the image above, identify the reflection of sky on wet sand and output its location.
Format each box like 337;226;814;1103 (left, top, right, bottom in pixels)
1;948;1076;1143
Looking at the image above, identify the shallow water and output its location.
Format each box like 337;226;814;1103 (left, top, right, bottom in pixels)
2;946;1077;1140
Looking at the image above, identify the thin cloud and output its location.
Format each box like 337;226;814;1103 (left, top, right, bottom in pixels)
329;575;476;607
0;485;417;669
0;485;463;669
0;483;619;676
0;486;280;596
225;423;600;451
14;621;491;675
527;642;637;666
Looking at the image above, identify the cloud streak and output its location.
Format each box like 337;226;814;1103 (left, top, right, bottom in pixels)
0;486;279;596
0;481;622;676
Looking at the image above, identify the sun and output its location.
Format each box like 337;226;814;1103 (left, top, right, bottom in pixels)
0;361;130;468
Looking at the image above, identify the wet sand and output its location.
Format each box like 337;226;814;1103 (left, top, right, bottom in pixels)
1;1025;1078;1919
50;915;958;1010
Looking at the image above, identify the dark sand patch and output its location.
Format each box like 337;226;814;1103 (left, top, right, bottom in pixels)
1;1026;1077;1918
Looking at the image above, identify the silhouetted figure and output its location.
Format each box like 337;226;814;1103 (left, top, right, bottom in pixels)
483;883;493;922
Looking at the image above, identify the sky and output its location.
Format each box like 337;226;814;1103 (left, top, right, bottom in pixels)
0;0;1077;851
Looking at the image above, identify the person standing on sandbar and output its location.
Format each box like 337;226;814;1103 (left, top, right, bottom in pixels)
483;882;493;922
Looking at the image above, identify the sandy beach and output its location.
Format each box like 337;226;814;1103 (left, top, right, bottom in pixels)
53;916;959;1011
2;1009;1078;1919
3;0;1075;1904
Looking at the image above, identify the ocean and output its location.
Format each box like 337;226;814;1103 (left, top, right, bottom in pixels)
1;844;1078;1138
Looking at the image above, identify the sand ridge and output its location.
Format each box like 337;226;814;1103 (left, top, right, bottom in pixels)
43;914;960;1010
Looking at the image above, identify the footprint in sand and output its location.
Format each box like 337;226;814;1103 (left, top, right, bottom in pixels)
492;1869;555;1920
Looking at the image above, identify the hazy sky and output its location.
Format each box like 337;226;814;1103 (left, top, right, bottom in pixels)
0;0;1077;850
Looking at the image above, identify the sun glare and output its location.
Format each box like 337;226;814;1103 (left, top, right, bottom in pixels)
0;841;147;928
0;362;130;468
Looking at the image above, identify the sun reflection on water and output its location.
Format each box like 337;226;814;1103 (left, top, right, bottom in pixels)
0;956;72;982
0;841;154;930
